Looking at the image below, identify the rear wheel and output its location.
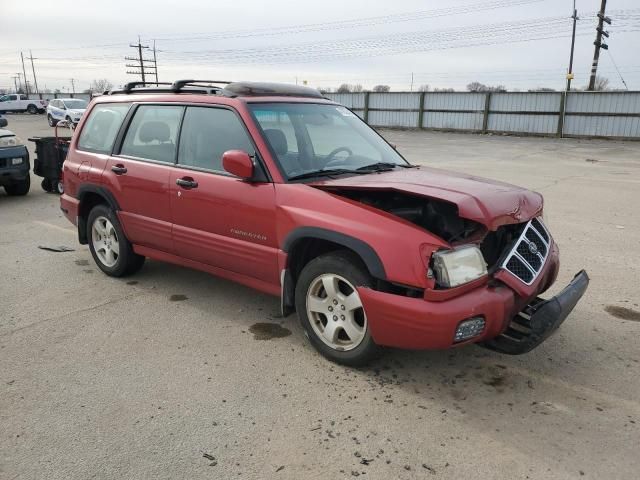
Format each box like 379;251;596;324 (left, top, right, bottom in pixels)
87;204;145;277
4;176;30;196
27;104;38;114
295;251;381;366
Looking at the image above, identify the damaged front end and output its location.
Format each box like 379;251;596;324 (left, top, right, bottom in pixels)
319;186;589;354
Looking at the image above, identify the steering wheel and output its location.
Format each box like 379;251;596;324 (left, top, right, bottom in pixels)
324;147;354;167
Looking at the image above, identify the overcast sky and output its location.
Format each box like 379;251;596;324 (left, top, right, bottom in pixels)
0;0;638;93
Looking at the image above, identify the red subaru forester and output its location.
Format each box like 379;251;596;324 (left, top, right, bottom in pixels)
60;80;588;365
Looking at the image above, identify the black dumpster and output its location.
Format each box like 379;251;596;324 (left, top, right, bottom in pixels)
28;136;71;193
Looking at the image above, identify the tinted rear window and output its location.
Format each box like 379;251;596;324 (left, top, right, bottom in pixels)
77;103;130;154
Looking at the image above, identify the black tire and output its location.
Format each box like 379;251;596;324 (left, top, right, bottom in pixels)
47;114;58;127
4;176;30;196
27;104;38;114
87;204;145;277
295;250;381;366
44;177;59;194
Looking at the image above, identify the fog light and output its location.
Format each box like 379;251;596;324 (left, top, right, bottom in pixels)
454;316;485;343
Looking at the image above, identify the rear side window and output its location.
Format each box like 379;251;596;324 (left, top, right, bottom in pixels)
120;105;184;163
77;103;130;154
178;107;254;172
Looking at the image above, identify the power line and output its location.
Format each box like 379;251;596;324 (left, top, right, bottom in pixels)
606;50;629;90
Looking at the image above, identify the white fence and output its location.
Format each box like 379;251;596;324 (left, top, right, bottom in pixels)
325;91;640;140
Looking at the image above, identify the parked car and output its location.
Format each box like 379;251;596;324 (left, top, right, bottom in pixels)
0;93;46;114
59;80;588;365
0;124;30;195
46;98;88;127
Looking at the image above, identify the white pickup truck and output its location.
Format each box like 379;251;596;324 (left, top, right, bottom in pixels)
0;94;46;114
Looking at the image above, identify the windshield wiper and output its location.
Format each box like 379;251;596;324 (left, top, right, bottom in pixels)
288;168;366;181
356;162;414;171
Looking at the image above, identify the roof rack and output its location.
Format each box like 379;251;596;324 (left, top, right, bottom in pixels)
104;79;325;99
170;79;231;92
106;80;232;96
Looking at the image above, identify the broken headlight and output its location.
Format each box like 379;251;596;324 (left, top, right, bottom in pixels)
432;246;488;288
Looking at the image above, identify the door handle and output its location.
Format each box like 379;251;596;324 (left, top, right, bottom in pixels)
111;164;127;175
176;177;198;189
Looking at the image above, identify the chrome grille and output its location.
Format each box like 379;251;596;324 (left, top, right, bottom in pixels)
501;217;551;285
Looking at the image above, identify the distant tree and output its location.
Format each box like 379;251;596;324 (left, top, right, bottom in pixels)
337;83;353;93
352;84;364;93
466;81;485;92
467;81;506;92
90;78;114;93
418;84;430;92
372;84;390;92
433;87;455;92
592;76;610;91
317;86;332;94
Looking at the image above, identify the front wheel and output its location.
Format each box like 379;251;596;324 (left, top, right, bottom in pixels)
47;114;58;126
87;204;145;277
295;251;381;366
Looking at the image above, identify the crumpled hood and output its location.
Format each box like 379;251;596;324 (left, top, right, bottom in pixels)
310;166;543;231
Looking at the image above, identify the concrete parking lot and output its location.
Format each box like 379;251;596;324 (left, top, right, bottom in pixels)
1;114;639;480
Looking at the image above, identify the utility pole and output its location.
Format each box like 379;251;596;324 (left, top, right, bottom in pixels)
16;73;23;92
70;78;76;95
12;75;19;93
126;36;156;83
566;0;578;92
27;50;41;99
20;52;30;96
410;72;414;92
588;0;611;91
152;40;159;85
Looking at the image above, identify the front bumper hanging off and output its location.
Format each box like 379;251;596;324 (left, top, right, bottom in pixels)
483;270;590;355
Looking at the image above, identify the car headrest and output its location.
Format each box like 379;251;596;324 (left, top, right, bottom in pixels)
264;129;288;156
139;121;170;143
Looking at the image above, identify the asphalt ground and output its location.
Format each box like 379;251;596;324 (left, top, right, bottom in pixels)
1;113;639;480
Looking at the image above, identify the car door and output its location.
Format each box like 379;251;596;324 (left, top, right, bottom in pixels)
170;105;279;285
50;100;60;119
103;103;184;254
4;95;19;112
54;100;66;120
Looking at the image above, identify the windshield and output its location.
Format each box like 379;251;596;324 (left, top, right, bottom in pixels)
249;103;408;180
63;99;87;109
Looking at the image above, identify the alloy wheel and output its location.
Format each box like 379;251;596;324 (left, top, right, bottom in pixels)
306;273;367;351
91;216;120;267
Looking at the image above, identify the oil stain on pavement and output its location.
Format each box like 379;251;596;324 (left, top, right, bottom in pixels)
170;294;188;302
74;259;89;266
248;322;292;340
605;305;640;321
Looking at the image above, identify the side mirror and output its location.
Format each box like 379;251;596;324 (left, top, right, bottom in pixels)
222;150;254;179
